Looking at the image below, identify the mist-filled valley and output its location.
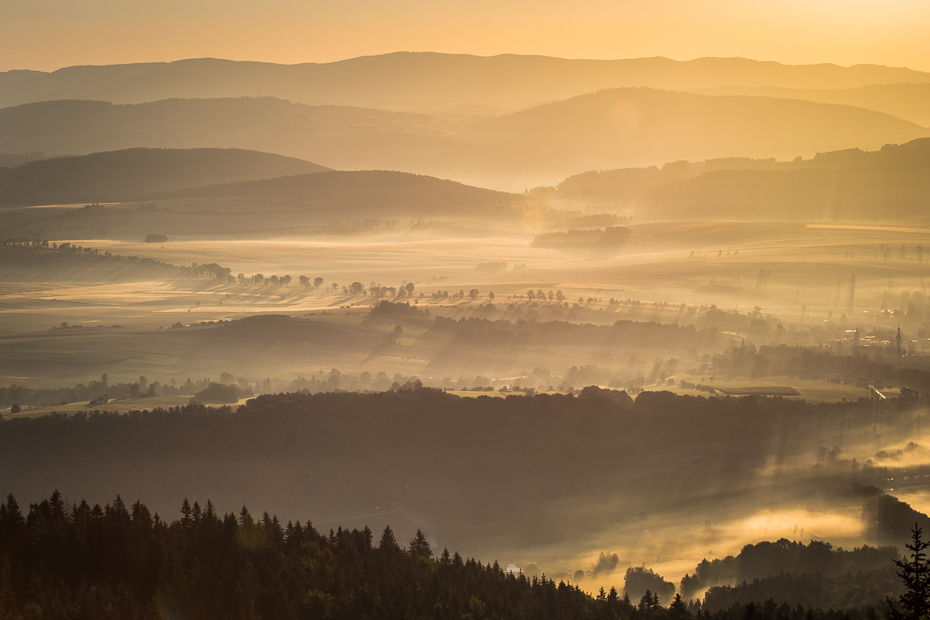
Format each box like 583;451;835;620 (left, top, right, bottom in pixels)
4;31;930;620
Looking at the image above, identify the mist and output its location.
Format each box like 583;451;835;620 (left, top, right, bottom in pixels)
2;19;930;618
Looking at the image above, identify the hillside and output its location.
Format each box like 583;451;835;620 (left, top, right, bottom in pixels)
0;148;329;206
693;83;930;127
0;98;473;182
1;53;928;112
165;170;523;218
461;88;929;171
539;138;930;221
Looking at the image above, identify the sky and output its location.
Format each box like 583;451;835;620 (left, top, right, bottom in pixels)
2;0;930;72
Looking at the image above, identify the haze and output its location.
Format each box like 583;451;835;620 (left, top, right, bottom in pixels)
2;2;930;617
3;0;929;71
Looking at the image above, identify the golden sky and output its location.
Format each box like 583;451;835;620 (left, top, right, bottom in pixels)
3;0;929;72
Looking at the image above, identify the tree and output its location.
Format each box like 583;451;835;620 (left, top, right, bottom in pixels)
469;289;479;300
314;277;324;289
379;526;400;552
408;529;432;558
669;593;689;618
638;590;660;613
889;523;930;620
488;291;494;302
299;276;310;287
9;404;20;414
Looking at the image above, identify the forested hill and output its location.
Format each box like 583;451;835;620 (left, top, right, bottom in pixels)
0;491;599;620
0;389;910;550
540;138;930;221
0;491;911;620
0;148;329;207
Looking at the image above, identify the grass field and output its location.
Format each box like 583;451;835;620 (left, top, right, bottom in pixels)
3;395;202;418
665;376;890;403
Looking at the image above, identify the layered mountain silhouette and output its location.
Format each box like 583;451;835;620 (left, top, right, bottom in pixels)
2;53;928;112
2;90;925;189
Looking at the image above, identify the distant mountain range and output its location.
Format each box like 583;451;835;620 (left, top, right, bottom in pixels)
2;53;928;112
2;90;925;190
0;148;328;206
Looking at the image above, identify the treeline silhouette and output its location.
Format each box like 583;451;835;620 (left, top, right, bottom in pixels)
424;316;727;351
0;491;607;620
713;344;930;390
531;226;632;253
0;240;318;288
698;570;900;613
681;538;898;602
0;490;912;619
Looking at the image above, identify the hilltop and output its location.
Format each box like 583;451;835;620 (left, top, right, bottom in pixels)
0;147;328;206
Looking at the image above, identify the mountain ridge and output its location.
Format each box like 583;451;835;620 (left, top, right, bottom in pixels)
3;52;928;112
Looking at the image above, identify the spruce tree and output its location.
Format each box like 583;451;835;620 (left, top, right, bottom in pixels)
379;525;400;552
889;523;930;620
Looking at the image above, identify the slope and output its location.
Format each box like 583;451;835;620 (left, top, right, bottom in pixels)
164;170;523;218
540;138;930;222
693;83;930;128
460;88;929;171
0;98;463;179
0;147;329;207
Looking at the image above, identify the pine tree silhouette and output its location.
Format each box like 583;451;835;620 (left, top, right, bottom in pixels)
889;523;930;620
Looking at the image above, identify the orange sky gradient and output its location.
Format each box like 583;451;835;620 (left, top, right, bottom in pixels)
3;0;930;73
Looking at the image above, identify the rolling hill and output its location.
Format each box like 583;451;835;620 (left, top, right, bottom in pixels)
0;148;329;206
537;138;930;222
2;53;928;112
1;91;926;191
163;170;523;218
692;83;930;128
460;88;929;171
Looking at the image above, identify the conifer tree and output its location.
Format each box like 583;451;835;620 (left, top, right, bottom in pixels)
379;525;399;552
889;523;930;620
670;592;690;618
